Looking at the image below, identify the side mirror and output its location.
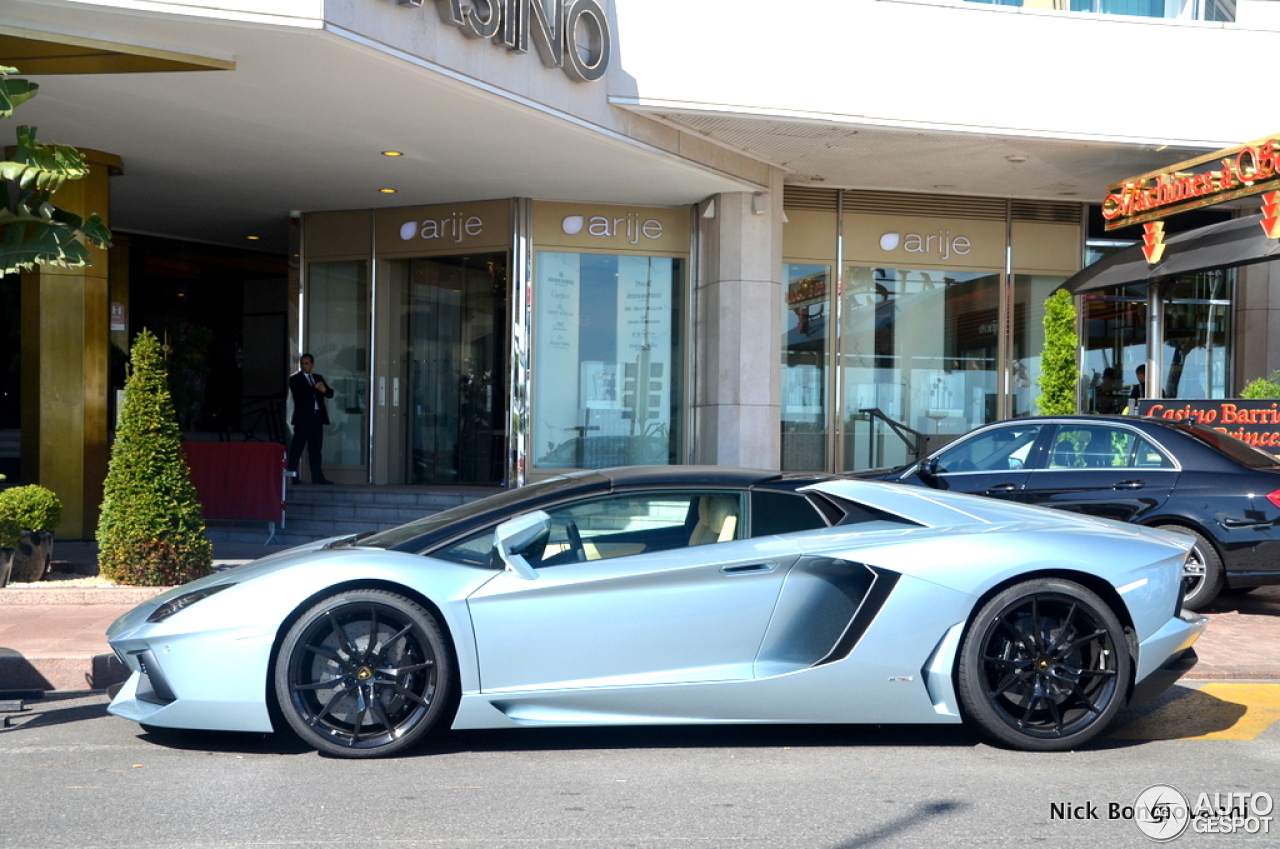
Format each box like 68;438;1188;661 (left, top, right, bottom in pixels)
917;458;941;486
494;511;551;581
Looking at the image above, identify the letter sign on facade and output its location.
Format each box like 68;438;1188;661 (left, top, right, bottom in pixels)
398;0;611;82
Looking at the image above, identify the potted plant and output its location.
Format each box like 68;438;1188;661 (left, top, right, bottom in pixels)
0;484;62;583
0;509;16;588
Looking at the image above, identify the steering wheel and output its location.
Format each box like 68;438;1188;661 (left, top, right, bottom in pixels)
565;521;587;562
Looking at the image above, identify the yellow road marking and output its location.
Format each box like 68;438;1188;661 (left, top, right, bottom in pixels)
1112;683;1280;741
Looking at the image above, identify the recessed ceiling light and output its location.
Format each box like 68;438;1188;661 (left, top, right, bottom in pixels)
379;188;397;194
246;235;261;240
1060;191;1079;196
1005;155;1028;164
381;150;404;156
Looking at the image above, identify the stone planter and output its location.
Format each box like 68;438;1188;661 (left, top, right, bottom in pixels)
9;530;53;584
0;547;13;588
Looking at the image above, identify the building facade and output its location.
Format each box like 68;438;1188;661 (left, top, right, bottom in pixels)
4;0;1280;533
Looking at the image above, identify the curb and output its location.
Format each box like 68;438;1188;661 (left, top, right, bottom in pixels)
0;586;170;605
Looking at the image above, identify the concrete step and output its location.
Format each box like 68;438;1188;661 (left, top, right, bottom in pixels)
205;484;499;547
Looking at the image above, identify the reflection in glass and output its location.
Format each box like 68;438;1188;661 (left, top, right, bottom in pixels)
404;254;507;485
1012;275;1068;417
841;266;1000;470
1081;269;1232;408
782;264;829;471
533;252;684;469
306;261;369;467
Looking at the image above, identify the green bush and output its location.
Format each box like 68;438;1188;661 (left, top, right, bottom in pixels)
97;329;212;586
0;513;18;550
0;484;62;533
1240;370;1280;399
1036;289;1080;416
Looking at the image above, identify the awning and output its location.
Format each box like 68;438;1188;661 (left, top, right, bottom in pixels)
1060;214;1280;294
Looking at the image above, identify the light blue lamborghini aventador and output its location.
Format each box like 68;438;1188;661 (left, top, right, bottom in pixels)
107;467;1206;757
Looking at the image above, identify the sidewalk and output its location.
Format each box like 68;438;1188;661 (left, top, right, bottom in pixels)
2;545;1280;693
0;540;291;692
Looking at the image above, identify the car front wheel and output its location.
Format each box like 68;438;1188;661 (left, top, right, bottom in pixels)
956;579;1131;751
274;589;452;758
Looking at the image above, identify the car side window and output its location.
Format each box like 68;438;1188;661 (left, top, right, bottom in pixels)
1133;437;1176;469
934;424;1043;473
433;529;499;567
1048;426;1137;469
536;491;745;567
750;491;829;536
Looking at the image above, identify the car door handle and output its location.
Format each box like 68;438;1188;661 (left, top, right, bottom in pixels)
721;563;774;576
984;484;1019;494
1113;480;1145;490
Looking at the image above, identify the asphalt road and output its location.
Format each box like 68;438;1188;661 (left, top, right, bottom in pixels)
1;687;1277;849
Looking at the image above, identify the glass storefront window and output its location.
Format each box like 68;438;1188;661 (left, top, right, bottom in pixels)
841;266;1000;470
532;252;684;469
782;264;830;471
306;260;369;467
1012;274;1069;418
1082;269;1232;409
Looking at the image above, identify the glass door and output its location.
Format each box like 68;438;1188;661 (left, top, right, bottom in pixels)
403;254;508;484
305;260;370;478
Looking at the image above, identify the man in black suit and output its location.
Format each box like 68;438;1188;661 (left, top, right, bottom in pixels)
287;353;335;484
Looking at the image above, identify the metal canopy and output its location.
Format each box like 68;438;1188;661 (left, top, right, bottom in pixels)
1061;214;1280;294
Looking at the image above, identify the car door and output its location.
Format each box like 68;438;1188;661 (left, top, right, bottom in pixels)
466;489;802;693
907;422;1044;499
1020;423;1179;522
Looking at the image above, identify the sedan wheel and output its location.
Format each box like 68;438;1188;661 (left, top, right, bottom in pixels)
274;589;452;758
1154;524;1223;611
957;579;1131;751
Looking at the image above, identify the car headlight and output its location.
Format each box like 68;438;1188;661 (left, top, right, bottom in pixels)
146;583;236;623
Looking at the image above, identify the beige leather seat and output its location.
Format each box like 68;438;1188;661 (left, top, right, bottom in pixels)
688;496;739;546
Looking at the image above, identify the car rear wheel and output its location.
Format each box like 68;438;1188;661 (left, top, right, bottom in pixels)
956;579;1131;752
274;589;452;758
1154;524;1223;611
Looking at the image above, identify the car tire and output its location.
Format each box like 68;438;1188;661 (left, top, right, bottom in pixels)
274;589;452;758
956;578;1131;752
1154;524;1223;611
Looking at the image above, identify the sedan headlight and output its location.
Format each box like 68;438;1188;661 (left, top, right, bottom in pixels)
146;583;236;623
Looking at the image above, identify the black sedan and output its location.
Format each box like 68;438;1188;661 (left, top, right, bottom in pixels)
863;414;1280;610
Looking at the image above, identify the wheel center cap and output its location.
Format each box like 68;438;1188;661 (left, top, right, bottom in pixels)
356;666;373;681
1036;658;1051;671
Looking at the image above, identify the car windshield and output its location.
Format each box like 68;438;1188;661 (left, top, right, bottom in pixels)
1186;425;1280;469
355;475;579;549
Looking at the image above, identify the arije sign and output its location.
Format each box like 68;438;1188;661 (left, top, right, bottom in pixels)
398;0;611;82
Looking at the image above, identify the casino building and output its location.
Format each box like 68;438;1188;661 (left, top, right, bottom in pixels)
3;0;1280;536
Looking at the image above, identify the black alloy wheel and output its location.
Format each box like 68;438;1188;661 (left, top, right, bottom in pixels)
957;579;1131;751
1154;524;1223;611
274;589;452;758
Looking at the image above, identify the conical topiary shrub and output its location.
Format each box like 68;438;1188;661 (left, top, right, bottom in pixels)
97;329;212;586
1036;289;1080;416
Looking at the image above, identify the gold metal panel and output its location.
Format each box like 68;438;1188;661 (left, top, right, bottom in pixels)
782;208;837;265
302;211;373;261
843;213;1006;271
533;201;691;254
1011;221;1082;276
374;200;512;258
0;26;234;74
